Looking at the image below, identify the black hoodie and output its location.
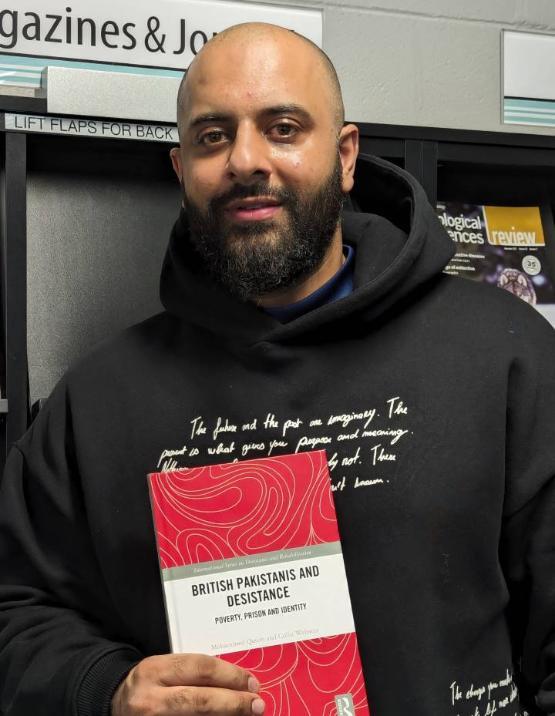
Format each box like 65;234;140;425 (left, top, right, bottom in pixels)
1;155;555;716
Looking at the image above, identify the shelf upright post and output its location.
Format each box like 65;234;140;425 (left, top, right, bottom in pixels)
404;139;438;206
421;141;438;207
0;129;28;470
404;140;424;185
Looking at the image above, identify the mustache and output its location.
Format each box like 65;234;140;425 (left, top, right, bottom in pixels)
209;182;295;214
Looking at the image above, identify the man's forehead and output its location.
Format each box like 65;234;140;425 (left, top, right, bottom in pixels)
187;74;316;120
176;23;344;135
192;23;323;72
182;29;329;113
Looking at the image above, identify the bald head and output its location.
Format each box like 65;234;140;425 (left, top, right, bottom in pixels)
176;23;345;141
169;21;360;303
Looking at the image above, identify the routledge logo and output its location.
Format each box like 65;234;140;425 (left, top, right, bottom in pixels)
335;693;355;716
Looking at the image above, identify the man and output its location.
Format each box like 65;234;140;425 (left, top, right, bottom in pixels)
1;21;555;716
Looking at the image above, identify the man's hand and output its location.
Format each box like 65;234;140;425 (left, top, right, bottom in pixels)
112;653;265;715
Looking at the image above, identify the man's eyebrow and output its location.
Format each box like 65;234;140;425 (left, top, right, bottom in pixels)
188;113;232;130
262;104;313;122
187;105;314;131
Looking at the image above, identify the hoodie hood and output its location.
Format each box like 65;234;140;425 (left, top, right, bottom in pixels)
160;153;455;345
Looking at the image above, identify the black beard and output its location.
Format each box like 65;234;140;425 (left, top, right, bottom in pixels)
183;159;345;302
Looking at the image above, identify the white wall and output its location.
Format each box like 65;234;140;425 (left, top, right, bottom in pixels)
4;1;554;134
262;0;555;135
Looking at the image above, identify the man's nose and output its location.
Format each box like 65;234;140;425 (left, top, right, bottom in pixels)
226;124;272;184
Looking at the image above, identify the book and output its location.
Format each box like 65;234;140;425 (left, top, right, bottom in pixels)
148;449;370;715
436;202;555;328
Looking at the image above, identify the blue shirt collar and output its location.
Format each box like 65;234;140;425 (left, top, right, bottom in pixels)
263;244;355;323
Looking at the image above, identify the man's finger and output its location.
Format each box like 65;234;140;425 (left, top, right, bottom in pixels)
157;653;259;693
164;685;265;715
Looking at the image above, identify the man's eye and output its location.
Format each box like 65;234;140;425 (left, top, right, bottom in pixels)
269;123;298;140
198;130;227;146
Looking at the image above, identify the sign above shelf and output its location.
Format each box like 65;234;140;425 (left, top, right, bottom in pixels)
0;0;322;90
4;112;179;143
503;30;555;129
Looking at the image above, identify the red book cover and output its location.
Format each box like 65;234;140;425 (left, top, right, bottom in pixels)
148;449;370;715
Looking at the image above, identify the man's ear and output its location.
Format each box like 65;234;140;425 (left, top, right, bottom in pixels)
170;146;183;184
338;124;359;194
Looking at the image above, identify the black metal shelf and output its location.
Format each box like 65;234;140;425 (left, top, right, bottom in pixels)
0;114;554;472
356;121;555;150
0;95;46;114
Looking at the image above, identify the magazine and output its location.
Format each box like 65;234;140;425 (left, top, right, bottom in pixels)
437;203;555;327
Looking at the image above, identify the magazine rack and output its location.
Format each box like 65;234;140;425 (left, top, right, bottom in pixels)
44;66;180;123
1;95;555;471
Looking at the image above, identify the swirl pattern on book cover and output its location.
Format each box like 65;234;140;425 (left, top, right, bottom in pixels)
150;451;339;565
